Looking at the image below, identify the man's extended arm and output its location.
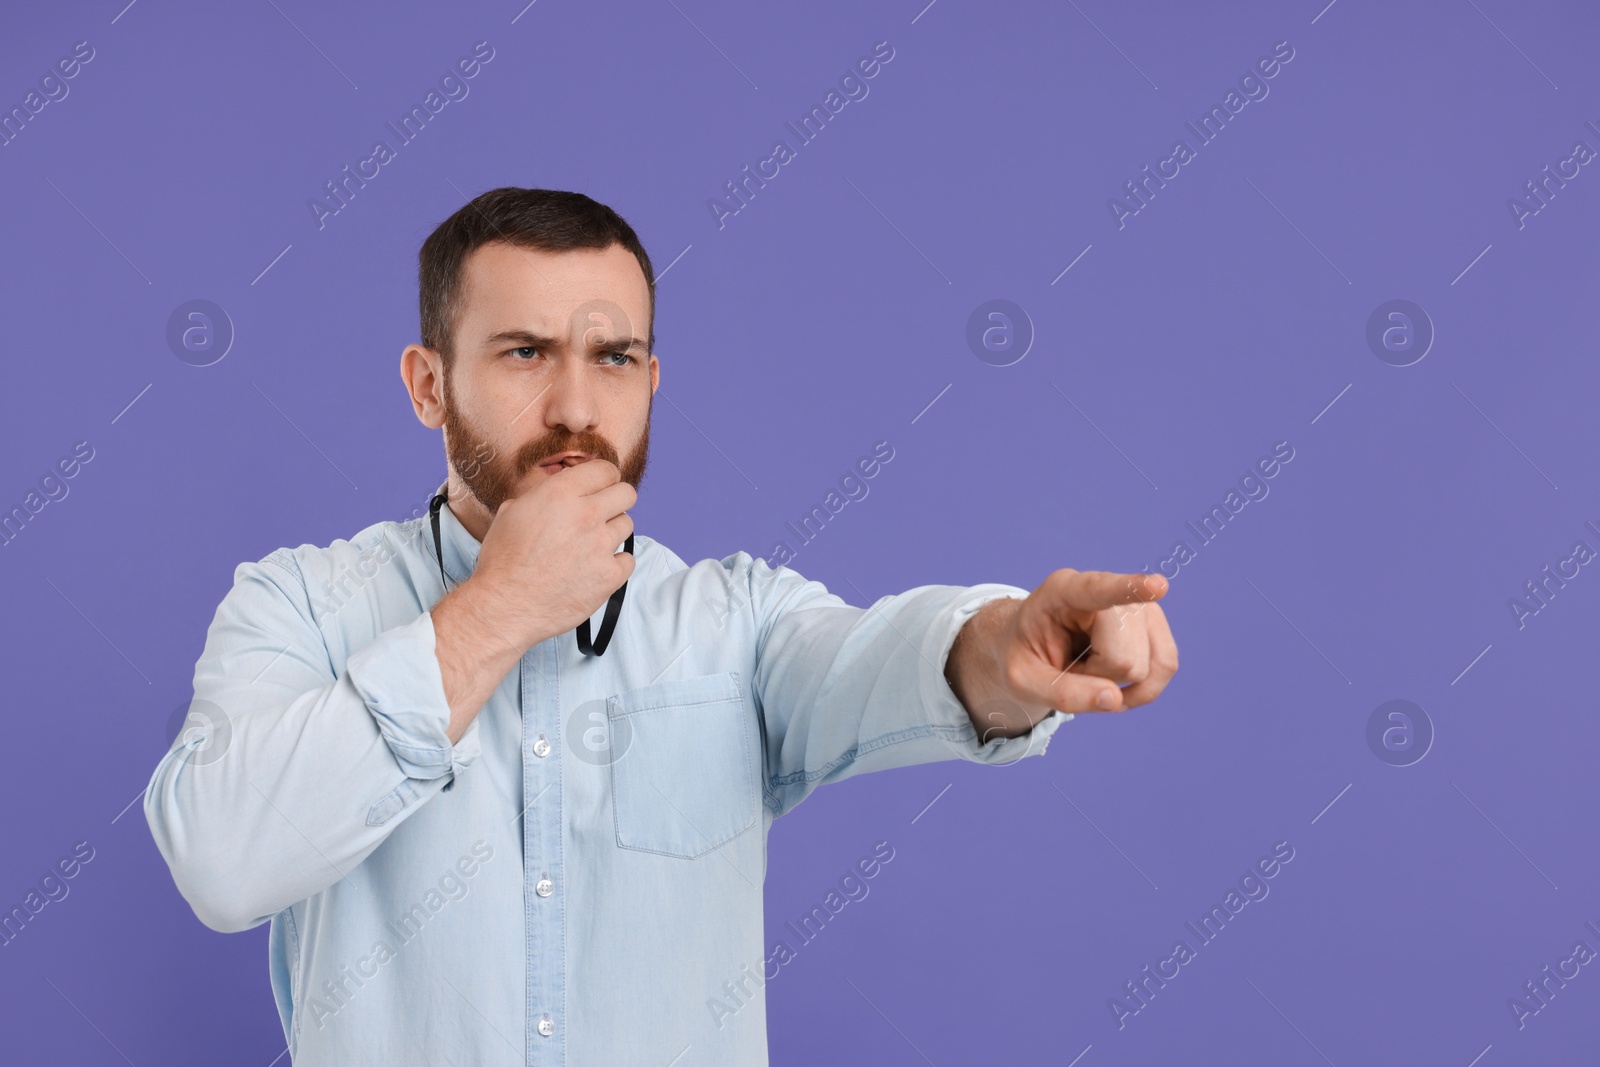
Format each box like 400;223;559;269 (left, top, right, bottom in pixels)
727;552;1079;820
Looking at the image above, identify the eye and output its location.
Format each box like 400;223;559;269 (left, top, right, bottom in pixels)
601;351;636;367
508;346;541;361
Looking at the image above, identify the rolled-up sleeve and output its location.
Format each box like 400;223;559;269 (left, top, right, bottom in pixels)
144;551;480;934
740;553;1072;819
347;610;476;782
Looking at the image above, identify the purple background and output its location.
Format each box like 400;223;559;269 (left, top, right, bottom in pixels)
2;0;1597;1063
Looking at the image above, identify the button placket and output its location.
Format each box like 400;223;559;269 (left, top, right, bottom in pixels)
522;642;564;1063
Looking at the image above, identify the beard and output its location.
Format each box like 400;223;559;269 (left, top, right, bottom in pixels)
441;367;652;517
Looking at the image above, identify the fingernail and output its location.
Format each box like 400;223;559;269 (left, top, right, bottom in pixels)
1097;688;1119;711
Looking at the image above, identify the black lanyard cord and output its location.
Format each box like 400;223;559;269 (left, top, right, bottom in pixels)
428;491;633;657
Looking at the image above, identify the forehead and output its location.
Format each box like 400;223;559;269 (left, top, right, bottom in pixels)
456;240;650;341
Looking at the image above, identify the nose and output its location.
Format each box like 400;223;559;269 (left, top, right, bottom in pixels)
541;350;600;437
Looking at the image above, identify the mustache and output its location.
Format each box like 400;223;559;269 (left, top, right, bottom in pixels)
518;435;620;471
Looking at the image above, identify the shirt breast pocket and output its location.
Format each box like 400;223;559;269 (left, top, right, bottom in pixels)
608;671;758;860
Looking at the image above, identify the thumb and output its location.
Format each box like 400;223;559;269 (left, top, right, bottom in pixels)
1011;657;1124;714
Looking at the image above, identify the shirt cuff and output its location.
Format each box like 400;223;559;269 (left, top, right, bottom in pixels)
921;585;1074;765
345;610;481;784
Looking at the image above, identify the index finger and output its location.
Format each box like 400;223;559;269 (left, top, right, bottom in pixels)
554;456;622;492
1049;568;1168;613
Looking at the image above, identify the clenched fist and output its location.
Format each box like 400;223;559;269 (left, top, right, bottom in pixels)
468;457;637;656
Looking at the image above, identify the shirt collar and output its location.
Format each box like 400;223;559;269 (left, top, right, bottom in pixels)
434;482;482;586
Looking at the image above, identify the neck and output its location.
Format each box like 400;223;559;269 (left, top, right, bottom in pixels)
443;470;494;543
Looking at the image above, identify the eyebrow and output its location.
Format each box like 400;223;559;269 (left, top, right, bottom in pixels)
482;328;649;354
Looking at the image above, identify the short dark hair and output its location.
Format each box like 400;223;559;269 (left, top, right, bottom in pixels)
418;187;655;369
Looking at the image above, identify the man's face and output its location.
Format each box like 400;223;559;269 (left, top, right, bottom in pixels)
438;240;657;518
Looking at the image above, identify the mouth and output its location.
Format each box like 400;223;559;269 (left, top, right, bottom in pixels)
537;453;591;474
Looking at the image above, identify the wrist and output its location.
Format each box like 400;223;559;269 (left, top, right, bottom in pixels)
945;597;1021;715
442;578;534;665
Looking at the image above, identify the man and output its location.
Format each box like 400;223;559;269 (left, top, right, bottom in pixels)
144;187;1178;1066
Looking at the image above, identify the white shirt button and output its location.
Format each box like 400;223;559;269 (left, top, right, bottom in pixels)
532;737;551;758
536;877;554;897
537;1014;554;1037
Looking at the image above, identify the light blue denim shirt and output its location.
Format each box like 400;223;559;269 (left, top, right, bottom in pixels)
144;489;1072;1065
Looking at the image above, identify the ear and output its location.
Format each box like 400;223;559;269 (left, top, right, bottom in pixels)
401;344;447;429
648;353;660;395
